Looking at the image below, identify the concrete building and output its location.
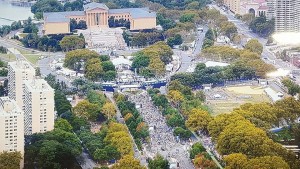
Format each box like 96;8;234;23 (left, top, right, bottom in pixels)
8;60;35;109
224;0;241;14
23;79;54;135
43;2;156;35
267;0;300;32
240;0;268;16
0;97;24;168
224;0;268;16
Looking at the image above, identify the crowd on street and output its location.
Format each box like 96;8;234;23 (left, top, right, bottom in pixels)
129;91;195;169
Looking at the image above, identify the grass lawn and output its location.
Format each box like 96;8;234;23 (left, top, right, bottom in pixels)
18;33;28;38
206;86;271;116
0;53;16;62
23;54;40;65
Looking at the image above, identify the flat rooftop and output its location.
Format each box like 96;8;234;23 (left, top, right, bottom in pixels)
0;97;23;116
8;60;35;72
24;79;54;92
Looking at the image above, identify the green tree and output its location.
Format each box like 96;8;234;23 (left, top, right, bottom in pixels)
111;155;146;169
132;53;150;70
31;0;63;14
102;102;117;119
73;100;100;121
60;36;85;52
185;108;212;131
54;118;73;132
0;151;22;169
220;21;238;38
101;61;116;72
245;39;263;54
217;120;272;157
84;58;104;81
148;155;170;169
245;156;289;169
224;153;247;169
64;49;100;69
189;142;206;159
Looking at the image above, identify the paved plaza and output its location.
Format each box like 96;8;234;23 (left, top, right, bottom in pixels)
78;27;126;52
128;91;195;169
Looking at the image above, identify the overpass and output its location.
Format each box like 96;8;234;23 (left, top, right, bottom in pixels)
0;17;15;22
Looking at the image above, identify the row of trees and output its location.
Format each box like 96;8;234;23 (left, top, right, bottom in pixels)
282;78;300;96
170;62;256;88
43;73;146;168
0;21;22;37
149;79;217;168
70;19;87;32
164;79;300;168
202;28;215;49
205;99;300;169
31;0;84;19
0;17;37;37
22;34;63;52
148;0;210;10
73;90;116;122
148;89;192;140
115;93;149;150
189;143;217;169
64;49;116;81
24;122;82;169
201;39;274;77
131;41;173;77
108;17;130;29
123;31;164;47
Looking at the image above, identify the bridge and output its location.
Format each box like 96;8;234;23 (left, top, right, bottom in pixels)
0;17;15;22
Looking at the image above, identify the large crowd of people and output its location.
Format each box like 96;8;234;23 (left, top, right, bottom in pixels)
129;91;194;169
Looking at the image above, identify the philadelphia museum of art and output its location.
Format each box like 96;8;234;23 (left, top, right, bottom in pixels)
43;2;157;35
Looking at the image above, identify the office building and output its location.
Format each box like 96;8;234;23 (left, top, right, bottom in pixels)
43;2;156;35
23;79;54;135
0;97;24;168
8;60;35;109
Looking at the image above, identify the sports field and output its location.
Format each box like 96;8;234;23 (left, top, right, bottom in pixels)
206;86;271;116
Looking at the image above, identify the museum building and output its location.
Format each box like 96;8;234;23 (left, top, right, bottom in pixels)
43;2;157;35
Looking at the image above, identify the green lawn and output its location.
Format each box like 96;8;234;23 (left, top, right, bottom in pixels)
23;54;40;65
0;53;16;62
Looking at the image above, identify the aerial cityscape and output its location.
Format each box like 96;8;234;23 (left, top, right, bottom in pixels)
0;0;300;169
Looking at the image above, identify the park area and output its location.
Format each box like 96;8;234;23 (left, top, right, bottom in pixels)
205;85;271;116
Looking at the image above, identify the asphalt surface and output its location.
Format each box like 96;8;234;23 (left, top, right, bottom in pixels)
177;26;208;73
210;4;296;71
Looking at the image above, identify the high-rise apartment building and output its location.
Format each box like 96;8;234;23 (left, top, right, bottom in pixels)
266;0;275;19
8;60;35;108
267;0;300;32
0;97;24;168
23;79;54;135
224;0;241;14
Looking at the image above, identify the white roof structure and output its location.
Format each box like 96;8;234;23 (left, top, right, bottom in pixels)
205;61;229;67
112;56;132;66
264;87;283;102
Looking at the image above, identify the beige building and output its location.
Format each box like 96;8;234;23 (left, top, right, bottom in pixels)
224;0;241;14
23;79;54;135
240;0;268;16
8;60;35;109
0;97;24;168
43;2;157;35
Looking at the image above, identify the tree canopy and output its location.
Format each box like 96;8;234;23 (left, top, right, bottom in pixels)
0;151;22;169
